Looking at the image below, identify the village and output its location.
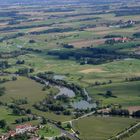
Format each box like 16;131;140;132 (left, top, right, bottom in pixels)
1;124;40;140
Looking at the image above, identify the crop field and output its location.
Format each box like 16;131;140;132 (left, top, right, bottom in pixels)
73;116;139;140
87;81;140;107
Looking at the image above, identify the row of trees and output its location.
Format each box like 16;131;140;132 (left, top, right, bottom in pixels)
12;98;28;105
15;115;37;124
33;97;66;114
133;32;140;38
0;87;6;96
21;48;42;53
0;33;25;42
0;61;10;69
0;78;10;84
48;47;130;65
16;68;34;76
8;104;31;116
0;50;27;59
125;76;140;82
93;80;112;86
109;109;130;116
0;120;7;129
55;136;71;140
100;108;140;118
111;122;140;140
30;27;75;35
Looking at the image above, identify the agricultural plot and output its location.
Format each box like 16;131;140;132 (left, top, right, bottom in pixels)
87;81;140;107
73;116;139;140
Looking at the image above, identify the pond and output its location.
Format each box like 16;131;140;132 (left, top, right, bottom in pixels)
71;100;97;110
53;75;66;80
54;86;75;98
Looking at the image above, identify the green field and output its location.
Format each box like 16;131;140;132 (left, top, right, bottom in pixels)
0;77;50;104
87;81;140;107
0;107;23;125
73;116;139;140
37;124;61;138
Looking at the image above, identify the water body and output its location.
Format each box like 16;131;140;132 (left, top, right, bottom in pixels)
53;75;66;80
83;88;92;101
109;25;120;28
124;58;133;61
17;45;23;48
35;76;96;109
54;86;75;99
71;100;97;110
35;76;75;98
53;75;76;98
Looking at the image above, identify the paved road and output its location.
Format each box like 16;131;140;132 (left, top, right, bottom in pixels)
62;111;95;124
48;122;80;140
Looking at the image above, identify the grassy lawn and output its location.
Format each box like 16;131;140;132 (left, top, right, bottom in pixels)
37;124;61;138
73;116;138;140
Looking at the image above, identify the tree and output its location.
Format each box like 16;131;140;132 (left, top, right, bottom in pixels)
0;120;6;128
41;117;47;124
0;87;6;96
106;90;113;97
12;76;17;81
133;110;140;117
67;123;72;129
57;121;62;126
26;109;31;114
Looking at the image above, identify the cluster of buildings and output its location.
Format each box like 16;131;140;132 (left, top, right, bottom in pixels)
0;124;38;140
112;37;131;43
105;37;132;44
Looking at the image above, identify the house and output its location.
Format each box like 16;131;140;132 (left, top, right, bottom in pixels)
0;124;37;140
